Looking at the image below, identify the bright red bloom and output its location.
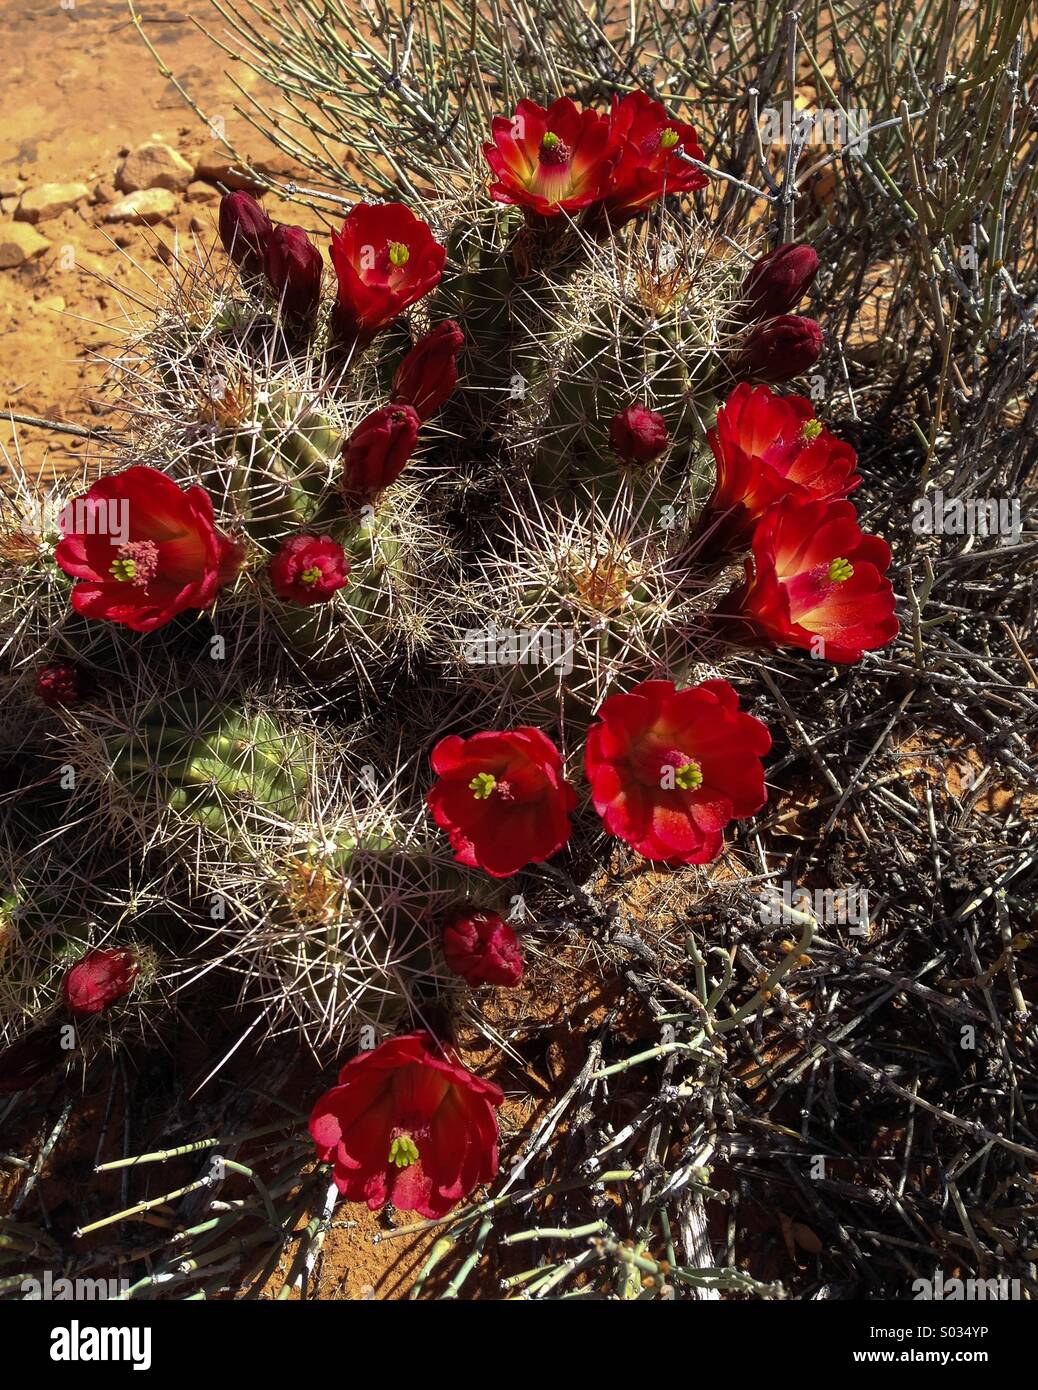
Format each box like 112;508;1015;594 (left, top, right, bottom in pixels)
609;403;670;463
700;383;861;547
600;91;708;223
63;948;139;1018
330;203;445;343
264;224;323;316
341;404;421;497
738;243;819;322
427;727;576;878
219;191;272;276
391;320;464;421
484;97;616;217
269;534;349;605
309;1031;503;1218
35;660;92;708
585;679;771;865
54;466;242;633
718;496;899;663
733;315;823;384
441;908;523;987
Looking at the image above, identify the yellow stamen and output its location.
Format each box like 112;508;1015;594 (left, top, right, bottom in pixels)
388;1135;419;1169
388;241;410;268
801;418;823;440
675;760;703;791
109;557;137;582
828;557;854;583
469;772;496;800
659;129;680;150
300;565;322;586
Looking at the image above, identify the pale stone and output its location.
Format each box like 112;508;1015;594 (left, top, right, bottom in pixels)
0;221;51;268
15;182;90;223
116;141;194;194
103;188;177;225
186;181;220;205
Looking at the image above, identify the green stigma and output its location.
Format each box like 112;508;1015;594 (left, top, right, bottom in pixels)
828;556;854;583
675;760;704;791
300;566;322;586
109;557;137;582
388;241;410;268
388;1135;419;1169
659;128;680;150
801;418;823;440
469;772;497;800
541;131;560;151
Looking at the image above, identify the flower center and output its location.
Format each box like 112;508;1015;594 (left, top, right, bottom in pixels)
387;241;410;268
469;772;496;800
828;556;854;583
801;418;823;441
300;565;322;586
674;759;704;791
539;131;571;166
108;540;160;586
659;128;680;150
388;1135;419;1169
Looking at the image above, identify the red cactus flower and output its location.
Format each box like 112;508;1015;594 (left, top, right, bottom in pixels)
484;97;616;217
609;403;670;463
585;678;771;865
330;203;445;344
309;1031;503;1218
699;383;861;548
738;243;819;322
63;948;139;1018
441;907;523;987
264;224;323;316
733;315;823;384
269;534;350;605
54;466;242;633
218;191;272;276
600;91;708;223
717;496;899;663
427;727;576;878
341;404;421;497
391;320;465;421
35;660;93;708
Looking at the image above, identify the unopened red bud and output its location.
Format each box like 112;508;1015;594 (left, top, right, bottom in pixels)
219;191;273;276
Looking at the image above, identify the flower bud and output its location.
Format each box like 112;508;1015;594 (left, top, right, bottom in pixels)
391;320;464;420
63;948;139;1018
734;315;823;384
609;403;670;463
738;243;819;321
341;404;421;496
264;224;323;316
219;191;273;276
441;908;523;987
269;534;350;605
35;660;92;708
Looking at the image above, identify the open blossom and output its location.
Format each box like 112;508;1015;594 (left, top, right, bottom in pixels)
63;948;139;1018
391;320;465;421
54;466;241;633
309;1032;503;1218
600;91;707;223
737;243;819;322
733;314;823;384
427;727;576;878
341;404;421;496
269;534;350;605
441;907;524;987
716;496;899;663
264;224;323;316
698;383;861;547
484;97;616;216
585;678;771;865
330;202;445;343
609;403;670;463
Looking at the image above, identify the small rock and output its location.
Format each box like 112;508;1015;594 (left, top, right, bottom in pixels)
189;215;207;234
15;182;90;223
0;221;51;269
0;176;25;199
0;198;18;216
104;188;177;225
91;181;117;206
186;181;220;205
116;141;194;194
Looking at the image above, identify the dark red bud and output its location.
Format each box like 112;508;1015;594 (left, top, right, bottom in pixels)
739;243;819;321
733;315;823;384
264;224;323;316
609;403;670;463
219;191;273;276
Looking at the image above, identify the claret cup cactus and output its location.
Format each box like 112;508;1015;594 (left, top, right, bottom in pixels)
1;72;898;1225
